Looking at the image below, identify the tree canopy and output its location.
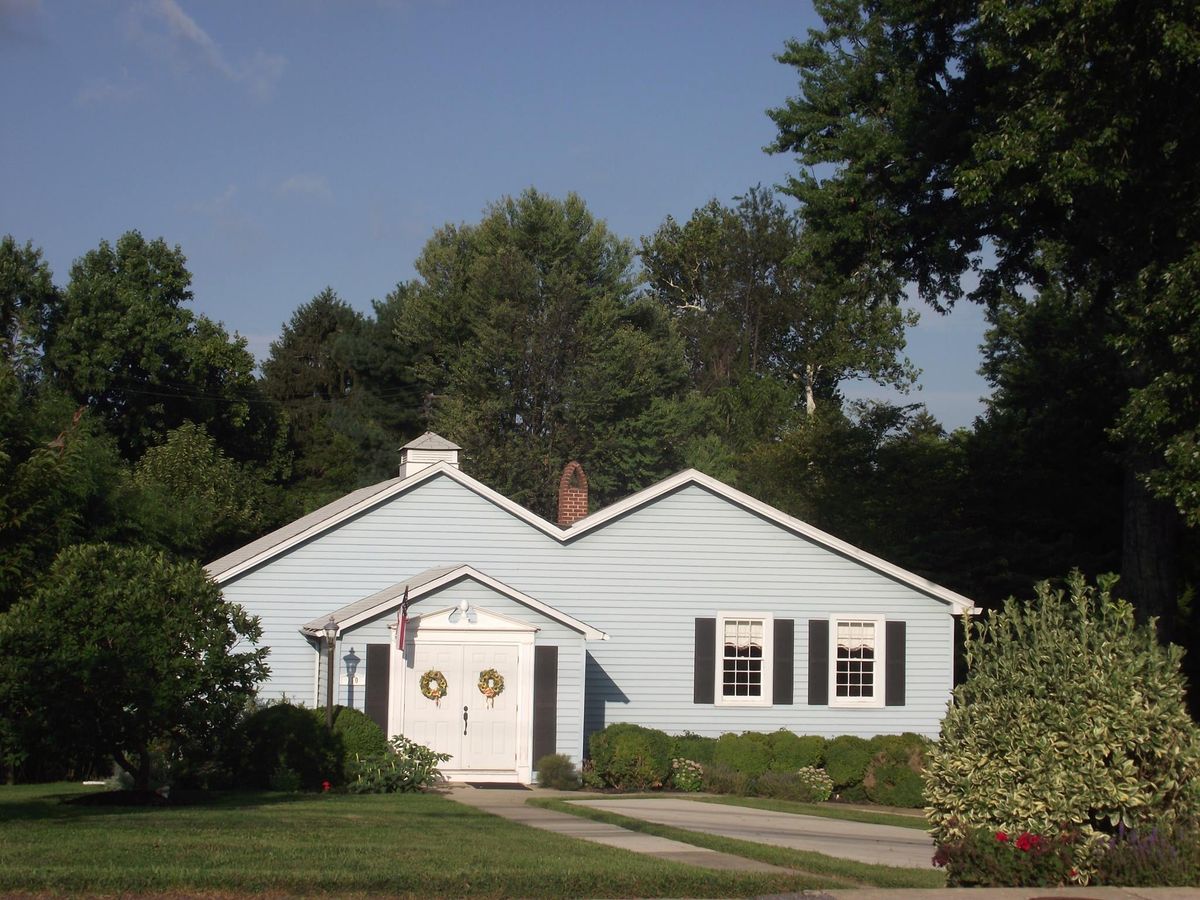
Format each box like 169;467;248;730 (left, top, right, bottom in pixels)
769;0;1200;628
398;189;691;516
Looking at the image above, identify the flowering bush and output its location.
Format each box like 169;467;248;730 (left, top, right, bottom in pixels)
795;766;834;802
346;734;450;794
933;826;1085;887
926;573;1200;883
670;758;704;792
1093;823;1200;887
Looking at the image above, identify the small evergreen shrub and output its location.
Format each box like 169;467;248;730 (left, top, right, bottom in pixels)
536;753;581;790
670;732;717;765
767;730;825;771
588;723;671;790
330;706;389;760
864;739;928;808
235;702;343;791
756;766;835;802
670;758;704;792
926;573;1200;882
712;732;772;777
933;827;1084;887
824;735;872;789
701;763;754;795
269;765;302;792
579;759;605;790
346;735;450;793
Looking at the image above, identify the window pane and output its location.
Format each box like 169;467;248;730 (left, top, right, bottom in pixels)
835;620;876;699
722;619;763;697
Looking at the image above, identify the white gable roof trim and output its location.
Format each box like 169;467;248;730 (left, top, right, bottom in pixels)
299;564;608;641
210;461;974;614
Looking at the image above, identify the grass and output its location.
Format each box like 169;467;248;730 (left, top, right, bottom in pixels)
0;783;831;897
691;794;930;830
595;790;929;830
530;797;946;890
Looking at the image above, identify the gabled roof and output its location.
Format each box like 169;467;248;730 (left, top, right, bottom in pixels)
299;564;607;640
208;461;975;614
400;431;461;451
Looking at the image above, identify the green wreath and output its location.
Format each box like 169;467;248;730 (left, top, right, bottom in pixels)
478;668;504;707
420;669;448;704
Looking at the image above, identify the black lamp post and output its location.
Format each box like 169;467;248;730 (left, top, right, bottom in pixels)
343;647;361;708
323;616;338;729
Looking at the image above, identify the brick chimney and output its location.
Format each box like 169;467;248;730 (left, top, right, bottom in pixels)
557;461;589;527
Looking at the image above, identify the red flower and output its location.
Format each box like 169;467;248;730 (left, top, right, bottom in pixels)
995;830;1009;842
1015;832;1041;852
321;780;332;792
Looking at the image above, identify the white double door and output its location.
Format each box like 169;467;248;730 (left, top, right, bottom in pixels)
402;642;520;773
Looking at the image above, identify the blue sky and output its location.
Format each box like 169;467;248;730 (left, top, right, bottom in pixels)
1;0;990;429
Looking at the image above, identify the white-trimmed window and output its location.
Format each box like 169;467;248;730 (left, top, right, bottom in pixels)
829;616;885;707
715;613;773;706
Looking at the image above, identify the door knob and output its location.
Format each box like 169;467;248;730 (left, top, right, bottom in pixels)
463;705;469;735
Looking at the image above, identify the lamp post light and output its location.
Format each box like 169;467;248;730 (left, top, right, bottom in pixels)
323;616;338;730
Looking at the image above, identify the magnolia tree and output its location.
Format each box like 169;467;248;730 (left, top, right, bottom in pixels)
926;572;1200;877
0;543;268;788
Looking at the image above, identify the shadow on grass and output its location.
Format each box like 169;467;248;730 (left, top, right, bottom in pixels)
0;785;317;824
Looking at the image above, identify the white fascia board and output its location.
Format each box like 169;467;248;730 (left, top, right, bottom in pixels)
216;460;973;614
329;564;608;641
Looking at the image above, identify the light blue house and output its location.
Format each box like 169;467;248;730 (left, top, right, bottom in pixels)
208;432;974;783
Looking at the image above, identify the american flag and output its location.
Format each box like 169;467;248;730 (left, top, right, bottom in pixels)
396;586;410;654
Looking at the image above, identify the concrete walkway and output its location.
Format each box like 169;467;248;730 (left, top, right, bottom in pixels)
444;784;790;874
573;797;936;869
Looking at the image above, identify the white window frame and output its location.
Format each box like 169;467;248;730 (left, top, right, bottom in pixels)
714;612;773;707
828;615;886;709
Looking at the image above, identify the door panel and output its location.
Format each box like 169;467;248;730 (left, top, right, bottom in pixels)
403;643;464;767
463;644;519;771
402;640;521;774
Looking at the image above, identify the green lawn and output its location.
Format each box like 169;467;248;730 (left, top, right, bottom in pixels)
530;798;946;890
589;791;929;830
0;783;828;897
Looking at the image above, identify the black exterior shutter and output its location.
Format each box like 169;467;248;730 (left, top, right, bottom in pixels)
693;618;716;704
807;620;829;705
885;621;906;706
532;646;559;764
772;619;794;705
364;644;390;734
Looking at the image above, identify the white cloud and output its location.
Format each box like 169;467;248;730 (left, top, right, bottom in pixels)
190;183;239;216
127;0;286;101
277;173;333;201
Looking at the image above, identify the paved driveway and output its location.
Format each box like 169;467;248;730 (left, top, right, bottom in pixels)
571;798;937;869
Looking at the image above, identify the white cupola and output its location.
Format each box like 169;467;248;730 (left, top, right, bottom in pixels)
398;432;461;478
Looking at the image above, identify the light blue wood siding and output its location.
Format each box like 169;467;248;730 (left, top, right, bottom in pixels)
222;473;956;744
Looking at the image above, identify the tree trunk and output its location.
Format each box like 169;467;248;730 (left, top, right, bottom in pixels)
804;364;817;416
1121;455;1181;641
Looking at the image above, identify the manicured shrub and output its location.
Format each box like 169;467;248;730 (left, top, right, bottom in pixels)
933;827;1083;887
712;732;772;777
235;702;343;791
588;723;671;790
926;573;1200;882
536;753;581;790
579;759;605;790
864;739;928;808
824;735;872;789
670;758;704;792
670;732;718;765
346;735;450;793
767;730;825;772
330;706;389;760
701;763;754;796
756;766;835;802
